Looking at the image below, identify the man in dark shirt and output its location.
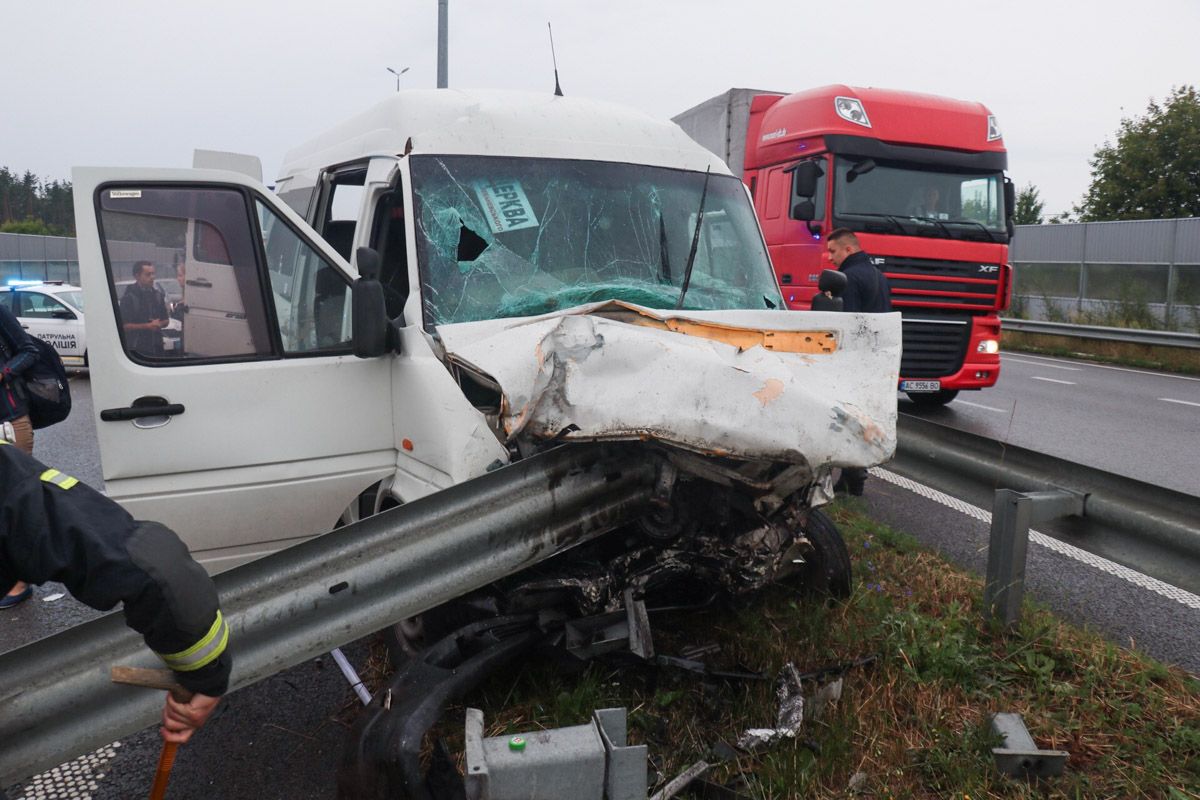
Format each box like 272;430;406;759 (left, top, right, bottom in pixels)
120;260;169;357
825;228;893;494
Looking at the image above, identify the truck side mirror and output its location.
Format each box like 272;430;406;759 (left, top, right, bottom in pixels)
1003;178;1016;236
791;199;816;221
352;247;389;358
811;269;847;311
790;160;823;199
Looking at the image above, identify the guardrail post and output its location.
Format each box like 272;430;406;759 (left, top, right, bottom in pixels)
984;489;1087;628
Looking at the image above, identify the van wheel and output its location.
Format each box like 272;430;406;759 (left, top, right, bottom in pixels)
905;389;958;407
796;508;852;599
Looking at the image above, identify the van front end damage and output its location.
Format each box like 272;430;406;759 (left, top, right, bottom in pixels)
344;304;901;797
440;300;900;489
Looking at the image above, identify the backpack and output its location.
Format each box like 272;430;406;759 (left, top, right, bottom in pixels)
21;335;72;429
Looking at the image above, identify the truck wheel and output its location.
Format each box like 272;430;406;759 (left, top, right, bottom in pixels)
799;508;852;599
905;389;959;407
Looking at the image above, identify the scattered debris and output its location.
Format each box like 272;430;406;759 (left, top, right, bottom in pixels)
846;770;869;793
655;655;767;682
990;711;1069;779
41;592;64;602
649;760;710;800
733;657;870;753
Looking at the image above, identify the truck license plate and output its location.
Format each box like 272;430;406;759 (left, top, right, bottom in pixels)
900;380;941;392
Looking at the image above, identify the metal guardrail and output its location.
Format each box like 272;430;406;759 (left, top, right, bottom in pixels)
892;414;1200;596
0;443;656;788
1001;318;1200;350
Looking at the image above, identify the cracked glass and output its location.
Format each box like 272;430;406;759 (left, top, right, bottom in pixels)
409;156;782;327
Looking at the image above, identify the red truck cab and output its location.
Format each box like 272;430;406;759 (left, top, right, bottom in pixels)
676;86;1014;406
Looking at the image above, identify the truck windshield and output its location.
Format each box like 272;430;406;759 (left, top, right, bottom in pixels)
409;155;782;327
832;157;1007;242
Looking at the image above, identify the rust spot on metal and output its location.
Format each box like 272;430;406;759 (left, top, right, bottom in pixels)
753;378;785;407
402;438;414;451
595;303;837;354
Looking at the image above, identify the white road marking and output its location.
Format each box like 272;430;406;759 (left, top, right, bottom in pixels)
1030;376;1076;385
955;399;1008;413
1002;356;1081;371
1160;397;1200;408
13;742;120;799
1003;351;1200;382
871;467;1200;611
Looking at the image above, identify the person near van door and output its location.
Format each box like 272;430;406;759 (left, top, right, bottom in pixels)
825;228;892;496
0;302;40;608
120;260;170;357
0;438;231;742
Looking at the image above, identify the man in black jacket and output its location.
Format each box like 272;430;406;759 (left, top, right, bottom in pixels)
826;228;893;494
0;440;230;743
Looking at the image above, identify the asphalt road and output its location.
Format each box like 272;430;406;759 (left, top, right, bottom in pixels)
3;359;1198;799
903;352;1200;497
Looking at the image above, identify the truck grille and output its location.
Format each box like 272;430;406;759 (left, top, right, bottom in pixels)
900;314;971;378
878;256;1002;309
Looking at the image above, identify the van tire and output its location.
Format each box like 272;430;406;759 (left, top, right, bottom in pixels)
798;508;852;599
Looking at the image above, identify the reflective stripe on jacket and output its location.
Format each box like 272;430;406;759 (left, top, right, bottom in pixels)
0;442;231;695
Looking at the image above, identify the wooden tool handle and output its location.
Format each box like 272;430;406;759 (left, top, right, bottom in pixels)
110;666;194;702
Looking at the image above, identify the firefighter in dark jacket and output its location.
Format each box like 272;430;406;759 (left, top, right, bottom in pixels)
826;228;893;495
0;439;230;743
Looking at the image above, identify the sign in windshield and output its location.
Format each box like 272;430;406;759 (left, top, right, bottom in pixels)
410;156;782;327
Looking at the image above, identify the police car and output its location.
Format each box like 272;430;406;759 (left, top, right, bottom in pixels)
0;282;88;368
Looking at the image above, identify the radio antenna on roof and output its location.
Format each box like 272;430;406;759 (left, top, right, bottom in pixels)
548;22;563;96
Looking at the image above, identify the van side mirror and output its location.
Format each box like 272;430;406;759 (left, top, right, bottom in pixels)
811;269;847;311
352;247;389;358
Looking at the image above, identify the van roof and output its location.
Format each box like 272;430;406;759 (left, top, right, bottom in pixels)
277;89;730;180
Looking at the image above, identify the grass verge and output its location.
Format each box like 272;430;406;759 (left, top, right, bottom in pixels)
1002;331;1200;376
367;502;1200;798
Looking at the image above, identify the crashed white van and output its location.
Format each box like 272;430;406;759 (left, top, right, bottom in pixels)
72;89;900;582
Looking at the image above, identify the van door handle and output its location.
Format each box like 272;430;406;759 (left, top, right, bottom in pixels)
186;278;213;288
100;396;186;422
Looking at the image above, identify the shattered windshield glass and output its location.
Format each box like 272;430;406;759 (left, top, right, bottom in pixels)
409;156;782;327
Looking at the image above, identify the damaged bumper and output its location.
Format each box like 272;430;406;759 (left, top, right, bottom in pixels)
439;301;901;481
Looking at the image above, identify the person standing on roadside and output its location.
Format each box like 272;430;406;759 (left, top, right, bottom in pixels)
0;300;40;609
825;228;893;496
120;260;170;357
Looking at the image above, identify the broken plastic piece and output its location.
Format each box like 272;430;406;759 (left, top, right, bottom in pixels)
649;760;710;800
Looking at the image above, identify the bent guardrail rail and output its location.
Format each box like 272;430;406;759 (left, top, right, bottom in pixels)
892;414;1200;596
0;443;656;788
1001;318;1200;350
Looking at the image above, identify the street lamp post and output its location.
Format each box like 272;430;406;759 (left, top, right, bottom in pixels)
386;66;410;93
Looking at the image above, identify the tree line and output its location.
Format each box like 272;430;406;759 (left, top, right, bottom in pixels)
1015;84;1199;225
0;168;74;236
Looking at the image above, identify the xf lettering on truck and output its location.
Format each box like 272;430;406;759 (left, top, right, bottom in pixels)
977;264;999;273
473;180;540;235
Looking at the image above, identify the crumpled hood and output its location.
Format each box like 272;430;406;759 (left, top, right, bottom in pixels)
437;301;901;473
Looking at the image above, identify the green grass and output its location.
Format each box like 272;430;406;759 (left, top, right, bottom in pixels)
366;503;1200;798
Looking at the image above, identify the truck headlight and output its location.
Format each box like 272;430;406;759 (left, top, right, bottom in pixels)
977;339;1000;354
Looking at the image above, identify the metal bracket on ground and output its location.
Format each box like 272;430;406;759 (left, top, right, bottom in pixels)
984;488;1087;627
990;712;1069;778
464;706;647;800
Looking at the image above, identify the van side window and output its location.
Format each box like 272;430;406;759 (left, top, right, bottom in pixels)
99;186;274;363
317;168;367;262
259;200;353;354
368;188;410;319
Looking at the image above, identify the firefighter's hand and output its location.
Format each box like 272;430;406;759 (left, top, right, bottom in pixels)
160;692;221;744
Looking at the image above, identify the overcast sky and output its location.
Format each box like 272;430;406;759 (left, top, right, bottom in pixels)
3;0;1196;217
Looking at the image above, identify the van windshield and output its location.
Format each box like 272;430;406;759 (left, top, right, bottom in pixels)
409;155;781;327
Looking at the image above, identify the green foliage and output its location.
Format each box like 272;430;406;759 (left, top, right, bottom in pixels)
882;604;990;688
1013;182;1045;225
1077;85;1200;221
0;167;74;235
